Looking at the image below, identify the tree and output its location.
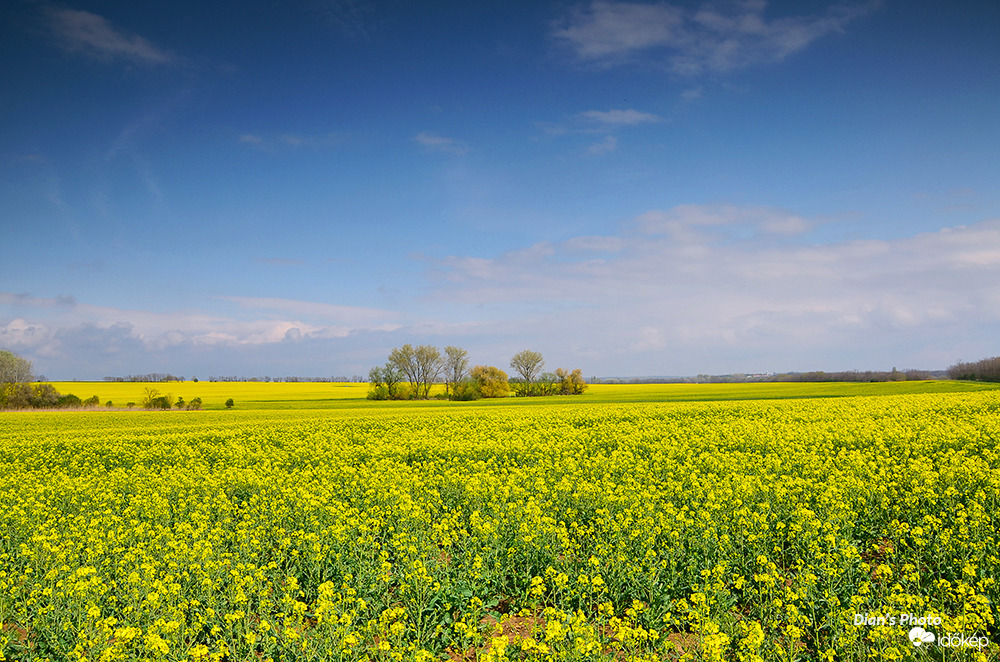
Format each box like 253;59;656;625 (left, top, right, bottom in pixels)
0;349;33;385
367;363;402;400
556;368;588;395
470;365;510;398
510;350;544;396
142;387;161;409
0;350;33;408
225;398;235;409
443;346;470;397
388;344;444;399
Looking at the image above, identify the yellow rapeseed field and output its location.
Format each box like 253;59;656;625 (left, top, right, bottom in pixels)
1;387;998;660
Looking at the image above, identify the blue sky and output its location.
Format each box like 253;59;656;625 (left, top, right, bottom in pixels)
2;0;999;379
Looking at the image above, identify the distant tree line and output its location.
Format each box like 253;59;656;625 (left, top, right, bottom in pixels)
201;375;365;383
367;345;587;401
594;368;939;384
103;373;184;382
103;374;366;383
947;356;1000;382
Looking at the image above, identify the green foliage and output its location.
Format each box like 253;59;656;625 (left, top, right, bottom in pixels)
83;395;101;407
444;346;470;396
0;349;33;385
449;378;481;401
367;364;404;400
186;397;203;410
510;349;545;396
556;367;588;395
225;398;234;409
470;365;510;398
388;344;444;399
57;393;82;408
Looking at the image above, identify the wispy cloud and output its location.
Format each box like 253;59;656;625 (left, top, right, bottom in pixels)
413;132;469;155
579;109;664;125
239;132;346;149
47;8;173;64
587;135;618;155
553;1;876;75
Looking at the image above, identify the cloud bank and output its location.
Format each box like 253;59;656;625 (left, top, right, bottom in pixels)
3;205;998;377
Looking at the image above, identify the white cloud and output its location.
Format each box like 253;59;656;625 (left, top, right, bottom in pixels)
0;294;401;366
423;207;1000;372
413;132;469;155
587;135;618;155
48;8;173;64
553;1;875;75
579;109;664;125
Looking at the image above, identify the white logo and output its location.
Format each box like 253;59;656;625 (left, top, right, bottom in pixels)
909;627;936;646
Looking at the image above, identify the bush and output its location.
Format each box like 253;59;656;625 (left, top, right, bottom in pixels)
225;398;234;409
1;383;32;409
57;393;82;408
30;384;61;408
366;385;390;400
146;396;172;410
470;365;510;398
449;378;482;401
83;395;101;407
186;397;203;410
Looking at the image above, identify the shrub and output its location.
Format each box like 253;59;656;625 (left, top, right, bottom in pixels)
57;393;82;408
470;365;510;398
30;384;61;408
449;378;481;401
83;395;101;407
186;397;203;410
225;398;234;409
146;396;172;410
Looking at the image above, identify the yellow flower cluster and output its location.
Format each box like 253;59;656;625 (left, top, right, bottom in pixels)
0;390;998;660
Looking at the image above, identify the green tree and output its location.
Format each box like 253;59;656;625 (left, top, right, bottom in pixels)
142;387;159;409
443;346;470;397
388;344;444;399
510;349;544;396
0;349;33;384
225;398;234;409
470;365;510;398
0;349;33;409
556;368;588;395
367;363;403;400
